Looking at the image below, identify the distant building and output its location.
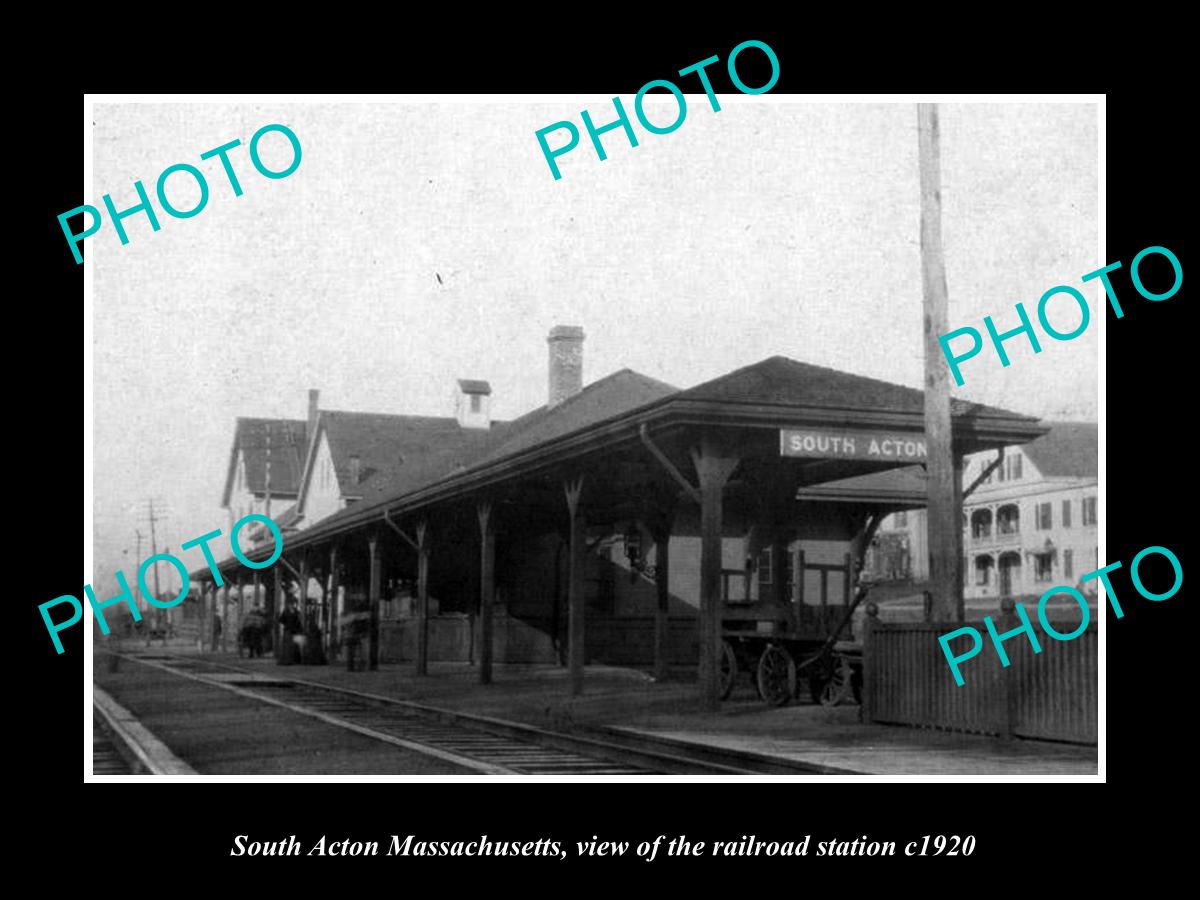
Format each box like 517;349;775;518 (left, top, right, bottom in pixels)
222;414;308;530
866;422;1098;599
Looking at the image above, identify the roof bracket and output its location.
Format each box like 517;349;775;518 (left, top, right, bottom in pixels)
639;424;701;505
382;509;419;551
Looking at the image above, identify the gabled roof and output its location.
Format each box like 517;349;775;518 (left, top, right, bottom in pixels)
321;411;512;496
306;369;678;530
211;355;1048;571
221;418;307;507
297;410;513;518
473;369;678;465
1020;421;1097;478
676;355;1021;419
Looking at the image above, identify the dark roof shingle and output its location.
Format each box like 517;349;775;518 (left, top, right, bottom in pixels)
1021;421;1097;478
223;418;307;506
473;369;678;465
319;410;511;500
677;355;1032;420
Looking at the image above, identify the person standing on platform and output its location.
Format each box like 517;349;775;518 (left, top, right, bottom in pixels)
278;598;303;665
340;605;369;671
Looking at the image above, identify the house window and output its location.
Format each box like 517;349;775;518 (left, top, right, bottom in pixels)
971;509;992;540
1007;453;1022;480
1064;549;1074;580
1036;502;1052;531
1082;496;1097;526
996;504;1019;535
1034;553;1054;582
895;511;907;527
975;555;994;586
470;393;481;413
1061;500;1071;528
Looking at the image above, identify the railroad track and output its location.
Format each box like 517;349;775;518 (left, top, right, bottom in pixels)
92;720;132;774
111;652;760;775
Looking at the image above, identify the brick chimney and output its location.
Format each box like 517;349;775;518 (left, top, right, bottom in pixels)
547;325;584;408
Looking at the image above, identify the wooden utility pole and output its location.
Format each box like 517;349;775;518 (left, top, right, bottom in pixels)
147;500;164;639
147;501;162;600
919;103;964;622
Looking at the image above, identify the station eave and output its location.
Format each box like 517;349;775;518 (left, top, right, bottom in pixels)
246;391;1044;558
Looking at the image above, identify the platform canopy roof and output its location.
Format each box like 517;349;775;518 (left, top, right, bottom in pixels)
197;356;1046;577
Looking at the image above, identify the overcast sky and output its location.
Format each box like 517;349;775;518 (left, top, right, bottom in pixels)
90;99;1098;590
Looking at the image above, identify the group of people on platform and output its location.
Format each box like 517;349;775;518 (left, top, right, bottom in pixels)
211;593;371;669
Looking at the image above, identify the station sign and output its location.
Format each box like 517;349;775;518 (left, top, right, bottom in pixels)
779;428;928;461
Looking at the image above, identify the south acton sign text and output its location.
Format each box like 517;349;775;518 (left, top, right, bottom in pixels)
779;428;928;461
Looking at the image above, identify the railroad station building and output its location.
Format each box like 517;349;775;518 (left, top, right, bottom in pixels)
193;325;1046;710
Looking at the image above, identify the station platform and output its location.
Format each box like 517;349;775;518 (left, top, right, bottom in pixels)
125;649;1096;776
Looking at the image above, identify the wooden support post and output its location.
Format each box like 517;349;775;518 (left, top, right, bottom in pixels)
273;569;283;660
259;570;271;654
842;552;852;606
298;556;309;634
211;583;221;652
691;438;740;713
224;580;236;653
919;101;963;623
417;520;432;676
652;527;671;682
478;503;495;685
564;476;586;697
368;533;382;671
327;545;339;660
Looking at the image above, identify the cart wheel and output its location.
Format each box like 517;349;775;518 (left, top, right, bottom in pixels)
719;641;738;701
756;645;796;707
818;658;853;707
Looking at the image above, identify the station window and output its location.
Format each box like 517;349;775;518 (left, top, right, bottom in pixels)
1082;496;1097;526
757;548;772;587
1061;500;1072;528
1036;502;1052;531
